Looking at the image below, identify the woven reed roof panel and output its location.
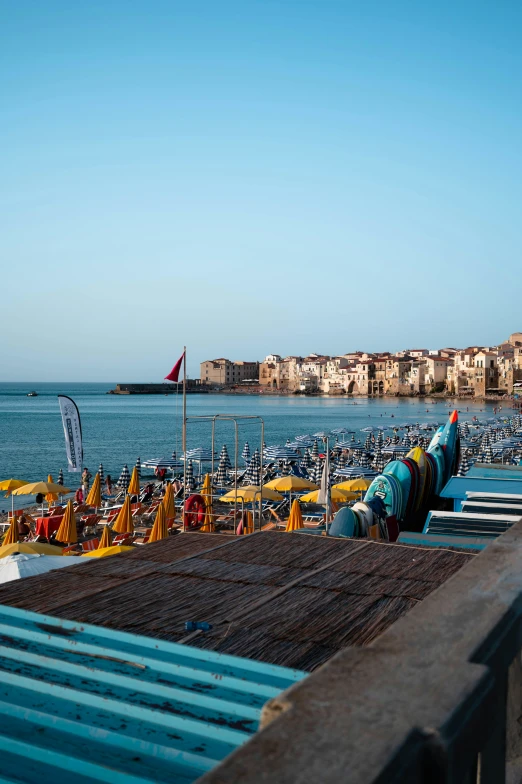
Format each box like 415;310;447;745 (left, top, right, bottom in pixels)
123;532;230;562
161;558;307;586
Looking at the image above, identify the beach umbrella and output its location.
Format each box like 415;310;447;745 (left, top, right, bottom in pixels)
0;542;64;558
311;441;319;460
300;487;356;503
112;495;134;534
360;451;371;468
216;453;229;485
117;465;130;492
364;435;372;450
282;459;292;475
98;526;112;549
0;478;31;518
220;486;283;503
135;456;141;478
483;443;494;464
0;553;82;584
200;473;215;533
55;500;77;544
127;466;140;496
184;460;196;493
351;433;355;442
286;499;304;532
57;469;64;486
373;450;386;473
219;444;232;470
265;476;318;493
86;473;101;507
2;515;18;546
242;442;251;464
97;464;104;490
45;474;59;505
333;477;372;492
246;450;261;485
162;483;176;521
457;454;471;476
309;460;324;486
149;503;169;542
313;431;329;439
82;545;134;559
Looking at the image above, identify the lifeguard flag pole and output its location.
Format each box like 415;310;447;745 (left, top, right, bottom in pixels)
165;348;187;529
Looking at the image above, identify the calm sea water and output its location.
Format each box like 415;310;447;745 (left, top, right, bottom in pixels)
0;382;501;510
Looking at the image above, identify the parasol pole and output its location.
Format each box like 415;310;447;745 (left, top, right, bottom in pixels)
182;346;187;531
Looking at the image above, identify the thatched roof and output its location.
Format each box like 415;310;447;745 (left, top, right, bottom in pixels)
0;532;475;671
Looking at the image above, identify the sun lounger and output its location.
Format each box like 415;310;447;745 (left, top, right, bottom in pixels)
81;538;100;552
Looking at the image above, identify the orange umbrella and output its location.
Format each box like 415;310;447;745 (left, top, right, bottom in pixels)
55;500;78;544
200;473;214;533
46;474;59;505
3;515;18;546
86;473;101;507
127;467;140;496
286;499;303;532
244;510;254;535
112;495;134;534
149;503;168;543
162;483;176;521
98;525;112;549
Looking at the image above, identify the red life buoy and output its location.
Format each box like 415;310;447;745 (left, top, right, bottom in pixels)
184;494;206;528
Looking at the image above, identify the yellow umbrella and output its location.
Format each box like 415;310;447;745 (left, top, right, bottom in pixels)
0;479;30;497
299;487;357;503
200;473;214;533
162;483;176;521
82;545;134;558
13;481;72;496
98;525;112;549
55;499;78;544
46;474;59;505
0;542;64;557
286;499;304;532
264;476;318;492
86;473;101;507
2;515;18;546
149;503;168;542
112;495;134;534
244;510;254;535
220;486;283;503
333;478;372;492
127;467;140;496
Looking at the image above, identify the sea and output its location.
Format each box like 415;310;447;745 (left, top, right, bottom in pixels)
0;382;503;511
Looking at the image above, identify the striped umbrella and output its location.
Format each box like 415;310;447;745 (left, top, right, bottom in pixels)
117;465;130;491
373;449;385;473
364;435;372;450
246;450;260;485
219;444;232;470
135;456;141;478
242;442;251;465
216;453;229;485
311;440;319;460
184;460;196;493
457;453;471;476
351;433;355;442
309;460;323;485
97;463;104;489
360;451;371;468
483;443;494;463
57;468;64;486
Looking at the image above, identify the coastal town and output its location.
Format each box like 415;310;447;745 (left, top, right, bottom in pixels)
200;331;522;398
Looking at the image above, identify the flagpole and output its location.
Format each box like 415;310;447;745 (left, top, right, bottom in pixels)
182;346;187;532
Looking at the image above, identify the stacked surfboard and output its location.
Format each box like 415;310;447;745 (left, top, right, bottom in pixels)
355;410;460;535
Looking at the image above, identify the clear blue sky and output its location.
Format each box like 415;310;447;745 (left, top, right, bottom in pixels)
2;0;521;380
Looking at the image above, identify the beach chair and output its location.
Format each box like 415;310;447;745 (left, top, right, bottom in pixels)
267;508;286;528
62;544;79;554
81;538;100;552
112;533;132;545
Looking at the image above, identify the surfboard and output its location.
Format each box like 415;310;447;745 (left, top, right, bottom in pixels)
407;447;427;512
365;474;403;519
427;443;445;495
439;410;459;483
383;460;411;520
428;425;444;452
329;507;357;538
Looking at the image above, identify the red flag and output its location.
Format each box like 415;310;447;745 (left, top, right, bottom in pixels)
165;352;185;382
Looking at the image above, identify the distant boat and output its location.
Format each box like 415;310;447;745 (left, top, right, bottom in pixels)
27;391;38;397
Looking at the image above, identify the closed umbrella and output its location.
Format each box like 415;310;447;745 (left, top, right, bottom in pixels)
112;495;134;534
309;460;323;485
200;473;214;533
117;465;130;492
97;464;104;490
135;456;141;478
483;443;494;464
219;444;231;469
86;473;101;507
216;453;229;485
3;516;18;546
162;483;176;521
57;469;64;486
242;442;251;465
98;525;112;549
127;466;140;496
311;441;319;460
184;460;196;493
149;503;169;542
55;500;77;544
457;454;471;476
45;475;59;505
285;499;303;532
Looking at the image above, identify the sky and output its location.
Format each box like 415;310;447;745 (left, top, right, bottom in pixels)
2;0;522;380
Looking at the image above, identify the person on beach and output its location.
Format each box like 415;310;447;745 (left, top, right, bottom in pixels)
75;487;83;505
105;475;113;496
17;514;30;539
82;467;92;498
